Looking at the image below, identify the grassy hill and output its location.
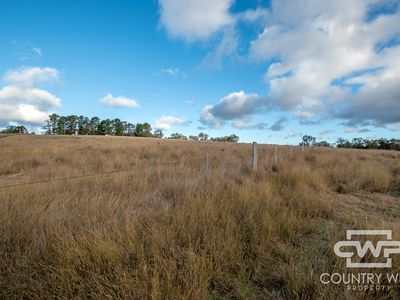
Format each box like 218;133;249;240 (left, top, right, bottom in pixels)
0;135;399;299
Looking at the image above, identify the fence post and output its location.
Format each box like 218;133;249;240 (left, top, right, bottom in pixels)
291;145;293;157
205;151;209;183
252;142;257;171
274;144;278;164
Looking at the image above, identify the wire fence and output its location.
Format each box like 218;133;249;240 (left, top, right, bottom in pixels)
0;152;239;190
0;143;309;191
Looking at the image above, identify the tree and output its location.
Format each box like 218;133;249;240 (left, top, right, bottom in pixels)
336;138;350;148
113;118;126;136
77;115;91;135
98;119;114;135
210;135;239;142
198;132;209;141
169;133;188;140
142;123;152;137
315;141;331;147
125;123;135;136
1;125;28;134
64;115;79;135
389;139;400;151
153;129;164;138
134;123;152;137
300;135;316;146
189;135;199;141
89;117;101;135
227;134;239;143
55;115;67;134
44;113;59;135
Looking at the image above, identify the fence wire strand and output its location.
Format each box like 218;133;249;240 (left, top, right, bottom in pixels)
0;153;239;190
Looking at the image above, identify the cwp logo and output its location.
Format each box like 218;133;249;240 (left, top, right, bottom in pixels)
334;230;400;268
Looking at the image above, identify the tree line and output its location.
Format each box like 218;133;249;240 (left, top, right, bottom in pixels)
3;116;398;149
38;113;239;142
169;132;239;143
336;137;400;150
0;125;30;134
43;113;155;137
300;135;400;150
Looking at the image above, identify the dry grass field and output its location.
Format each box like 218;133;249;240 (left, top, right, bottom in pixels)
1;134;400;299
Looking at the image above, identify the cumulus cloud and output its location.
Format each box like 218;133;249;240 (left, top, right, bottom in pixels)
155;115;186;130
249;0;400;125
4;67;59;87
200;92;290;131
158;0;234;41
100;93;139;108
200;91;265;128
0;66;61;125
334;47;400;125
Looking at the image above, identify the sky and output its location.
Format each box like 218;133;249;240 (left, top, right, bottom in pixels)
0;0;399;144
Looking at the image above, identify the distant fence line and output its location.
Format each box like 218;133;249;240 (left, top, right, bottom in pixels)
0;143;307;191
0;152;237;190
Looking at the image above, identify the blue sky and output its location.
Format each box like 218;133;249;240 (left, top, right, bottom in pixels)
0;0;399;144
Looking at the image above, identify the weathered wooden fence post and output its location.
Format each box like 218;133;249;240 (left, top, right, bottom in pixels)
205;151;209;183
252;142;257;171
274;144;278;164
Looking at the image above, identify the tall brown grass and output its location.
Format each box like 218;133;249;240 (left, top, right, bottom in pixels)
0;135;399;299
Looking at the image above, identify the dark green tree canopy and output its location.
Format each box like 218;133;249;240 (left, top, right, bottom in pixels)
43;114;159;137
1;125;29;134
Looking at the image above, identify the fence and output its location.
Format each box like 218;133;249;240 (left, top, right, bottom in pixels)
0;143;304;191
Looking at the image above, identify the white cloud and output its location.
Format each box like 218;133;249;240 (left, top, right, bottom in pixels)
0;66;61;125
249;0;400;125
158;0;234;41
155;115;185;130
5;67;59;87
0;104;48;125
200;91;264;128
100;93;139;108
0;86;61;108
